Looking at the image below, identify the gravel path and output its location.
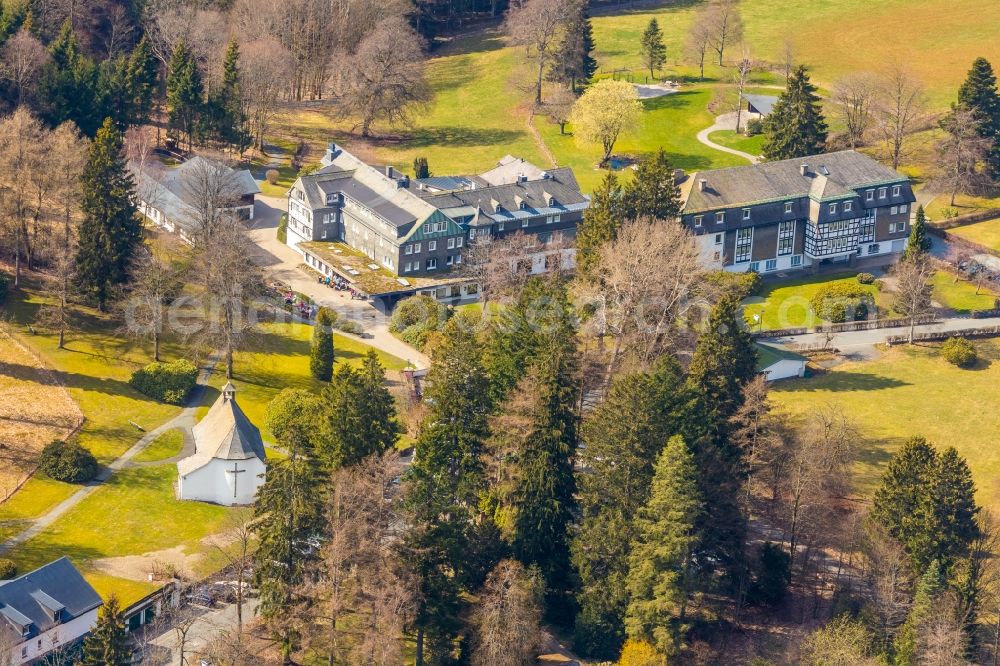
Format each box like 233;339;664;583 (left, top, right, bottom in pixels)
696;111;760;164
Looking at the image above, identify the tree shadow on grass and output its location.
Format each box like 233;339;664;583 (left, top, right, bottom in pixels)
386;126;524;150
777;373;911;393
9;538;106;574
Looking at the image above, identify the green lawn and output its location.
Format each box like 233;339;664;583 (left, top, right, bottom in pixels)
202;321;407;443
133;428;185;463
742;272;888;331
7;463;233;605
931;270;1000;313
949;218;1000;252
771;340;1000;512
707;130;767;158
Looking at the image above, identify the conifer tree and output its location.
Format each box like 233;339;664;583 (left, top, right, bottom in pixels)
125;37;159;127
80;595;133;666
38;21;106;136
309;307;335;381
892;560;946;665
762;65;828;160
623;147;682;221
576;171;624;274
548;10;597;92
76;117;141;311
956;57;1000;178
625;436;703;659
209;39;248;151
166;41;203;151
904;205;932;260
318;351;400;469
413;156;430;178
640;18;667;79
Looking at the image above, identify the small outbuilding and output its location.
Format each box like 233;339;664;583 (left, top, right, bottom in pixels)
744;94;778;118
177;383;266;506
756;342;807;381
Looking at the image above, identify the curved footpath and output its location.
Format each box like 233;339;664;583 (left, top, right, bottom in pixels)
697;111;761;165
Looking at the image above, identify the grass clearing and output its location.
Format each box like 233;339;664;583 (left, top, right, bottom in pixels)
949;218;1000;252
742;272;888;330
133;428;185;463
771;340;1000;512
931;270;1000;313
707;129;766;158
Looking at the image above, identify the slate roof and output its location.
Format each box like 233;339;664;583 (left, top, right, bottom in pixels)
414;176;474;192
0;557;102;641
755;342;807;372
477;155;549;186
744;94;778;116
179;384;265;476
681;150;911;213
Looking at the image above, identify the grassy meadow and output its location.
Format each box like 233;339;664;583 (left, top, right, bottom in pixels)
771;340;1000;512
949;218;1000;251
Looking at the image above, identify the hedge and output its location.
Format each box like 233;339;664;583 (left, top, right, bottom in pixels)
810;283;874;323
38;439;99;483
129;359;199;404
941;337;977;368
389;295;450;350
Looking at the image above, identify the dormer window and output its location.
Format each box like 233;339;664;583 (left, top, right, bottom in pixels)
828;203;837;214
715;211;725;224
844;201;853;212
892;185;901;197
742;208;751;220
694;215;703;227
784;202;793;214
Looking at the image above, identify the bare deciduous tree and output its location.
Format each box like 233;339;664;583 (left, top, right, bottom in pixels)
335;17;431;138
574;218;702;375
505;0;581;105
685;8;713;81
937;107;992;207
860;522;912;651
124;241;183;362
239;38;295;152
706;0;743;66
833;72;878;149
0;29;48;106
0;108;48;286
892;253;934;343
181;157;250;242
470;559;543;666
875;64;928;170
733;47;757;134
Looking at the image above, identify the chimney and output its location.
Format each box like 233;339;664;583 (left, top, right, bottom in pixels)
385;165;395;179
799;163;809;176
673;168;686;184
698;178;707;192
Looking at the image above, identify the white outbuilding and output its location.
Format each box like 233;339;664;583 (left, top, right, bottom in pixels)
177;383;267;506
756;342;808;382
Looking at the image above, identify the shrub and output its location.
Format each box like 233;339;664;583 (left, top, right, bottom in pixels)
332;318;364;335
277;214;287;244
0;272;8;305
129;359;199;404
704;270;760;299
265;168;279;185
810;283;874;323
745;117;764;136
856;272;876;285
617;639;661;666
389;295;449;350
941;337;977;368
310;308;335;381
38;439;99;483
0;559;16;579
748;542;791;606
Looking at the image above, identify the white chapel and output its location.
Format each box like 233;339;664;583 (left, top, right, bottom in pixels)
177;382;267;506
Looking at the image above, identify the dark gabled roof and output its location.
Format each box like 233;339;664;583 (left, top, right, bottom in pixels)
744;94;778;116
681;150;911;213
415;176;474;192
418;167;588;217
0;558;102;641
755;342;807;372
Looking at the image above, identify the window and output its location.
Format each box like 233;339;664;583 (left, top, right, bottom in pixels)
522;218;529;228
423;224;431;233
900;204;908;214
413;242;421;253
844;201;853;212
553;214;561;223
714;233;723;246
866;189;874;201
426;258;437;270
446;255;453;266
321;229;327;239
455;254;462;264
546;215;553;224
21;647;26;659
829;203;838;214
497;222;504;231
457;237;463;247
716;211;725;224
890;222;906;233
742;208;751;220
749;262;760;272
428;240;437;251
694;215;703;227
892;185;901;197
791;255;803;267
879;187;887;199
868;243;881;255
891;206;898;215
447;238;455;249
404;262;411;272
784;202;793;214
765;259;777;271
735;227;753;263
405;244;412;255
777;220;795;256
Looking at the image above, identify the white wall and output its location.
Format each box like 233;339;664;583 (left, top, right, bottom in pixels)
6;608;98;665
762;359;806;381
178;458;267;506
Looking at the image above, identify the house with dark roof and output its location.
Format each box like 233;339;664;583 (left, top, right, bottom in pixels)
177;383;266;506
136;156;259;243
0;557;102;664
285;144;588;306
743;94;778;118
678;150;916;274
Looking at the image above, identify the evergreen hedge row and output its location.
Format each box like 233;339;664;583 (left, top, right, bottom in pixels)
129;359;199;404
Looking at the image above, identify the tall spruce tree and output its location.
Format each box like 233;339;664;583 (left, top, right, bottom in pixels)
76;117;141;311
126;37;158;127
956;57;1000;178
166;41;203;150
761;65;828;160
576;171;624;274
640;18;667;79
572;358;704;659
904;205;932;259
892;560;946;665
309;307;335;381
80;595;133;666
625;436;703;659
623;147;682;221
402;318;494;664
209;39;248;151
413;156;431;178
509;283;579;620
254;389;327;661
548;10;597;92
318;352;400;469
37;21;106;135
